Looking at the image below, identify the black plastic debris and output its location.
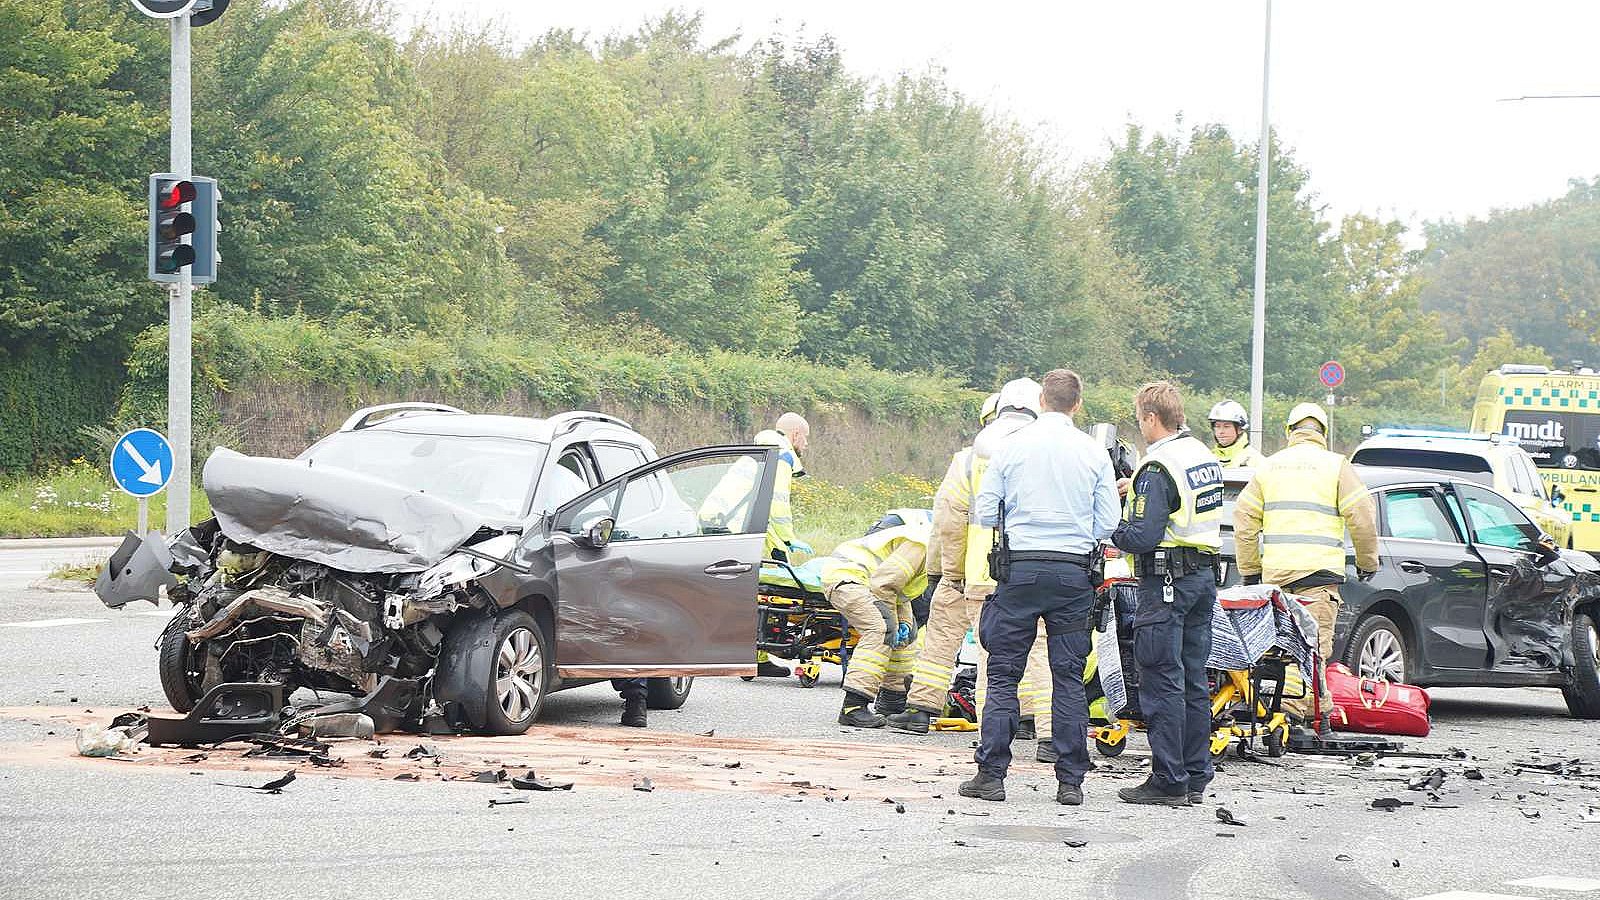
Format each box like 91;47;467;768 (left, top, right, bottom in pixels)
1064;839;1087;848
308;753;344;768
1521;809;1542;819
393;772;420;781
367;748;390;759
1406;769;1446;792
863;773;887;780
1463;768;1484;780
894;803;906;814
147;682;285;747
723;761;741;769
1370;797;1414;811
1215;808;1247;827
698;729;716;737
242;734;330;759
511;770;573;791
489;798;529;807
1334;854;1354;862
633;777;654;793
405;744;438;760
109;712;147;730
463;769;506;784
218;770;296;793
179;752;208;763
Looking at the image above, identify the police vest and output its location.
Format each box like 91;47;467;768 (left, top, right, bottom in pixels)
1254;442;1348;574
1215;438;1265;469
961;413;1034;589
1135;433;1224;551
820;523;930;600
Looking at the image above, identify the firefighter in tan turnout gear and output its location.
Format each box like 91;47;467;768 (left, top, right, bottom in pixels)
822;522;933;727
884;394;1002;734
1233;402;1380;732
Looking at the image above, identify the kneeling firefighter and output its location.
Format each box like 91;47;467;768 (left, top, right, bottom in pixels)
821;521;933;727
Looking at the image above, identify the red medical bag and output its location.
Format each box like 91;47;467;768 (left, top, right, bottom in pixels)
1324;663;1431;737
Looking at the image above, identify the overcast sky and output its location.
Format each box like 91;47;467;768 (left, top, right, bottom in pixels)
392;1;1600;229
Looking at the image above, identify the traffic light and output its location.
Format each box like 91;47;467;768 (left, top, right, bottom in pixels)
148;173;219;284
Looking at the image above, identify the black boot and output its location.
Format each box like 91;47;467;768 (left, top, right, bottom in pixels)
757;660;792;678
1036;740;1058;764
839;691;886;728
874;689;908;716
886;708;932;734
1117;777;1188;807
621;697;647;728
958;772;1006;802
1016;716;1036;742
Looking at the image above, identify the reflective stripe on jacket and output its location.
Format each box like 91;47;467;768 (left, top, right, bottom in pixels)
820;522;931;601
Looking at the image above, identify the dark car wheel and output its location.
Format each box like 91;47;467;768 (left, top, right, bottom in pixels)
1561;610;1600;719
646;676;694;710
158;607;206;712
483;610;549;735
1344;614;1410;683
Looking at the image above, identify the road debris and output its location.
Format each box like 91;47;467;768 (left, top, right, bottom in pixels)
1370;797;1413;812
489;798;529;807
511;770;573;791
218;770;296;793
1215;807;1247;827
1405;769;1446;792
633;776;654;793
75;724;142;758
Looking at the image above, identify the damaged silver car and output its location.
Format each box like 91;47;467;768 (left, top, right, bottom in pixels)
96;404;777;735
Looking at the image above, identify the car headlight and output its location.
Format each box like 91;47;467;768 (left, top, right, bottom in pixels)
416;534;518;596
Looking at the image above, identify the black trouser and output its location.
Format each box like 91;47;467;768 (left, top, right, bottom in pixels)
1132;569;1215;795
975;559;1093;786
612;678;647;703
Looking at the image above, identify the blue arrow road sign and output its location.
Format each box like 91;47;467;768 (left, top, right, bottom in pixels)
111;428;174;498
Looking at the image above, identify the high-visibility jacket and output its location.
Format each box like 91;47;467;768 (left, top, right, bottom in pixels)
820;522;931;602
962;411;1037;592
932;447;973;579
1134;432;1224;551
1237;437;1361;576
697;429;798;558
1215;438;1266;469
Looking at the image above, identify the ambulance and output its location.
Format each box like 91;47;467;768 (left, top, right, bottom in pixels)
1471;364;1600;552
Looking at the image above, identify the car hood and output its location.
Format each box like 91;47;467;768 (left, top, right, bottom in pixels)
202;447;490;574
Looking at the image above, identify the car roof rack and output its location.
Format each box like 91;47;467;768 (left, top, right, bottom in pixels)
546;410;632;436
340;402;467;432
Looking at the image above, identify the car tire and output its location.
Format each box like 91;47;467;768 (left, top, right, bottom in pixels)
1343;614;1411;683
645;676;693;710
480;609;549;735
1561;610;1600;719
157;607;206;712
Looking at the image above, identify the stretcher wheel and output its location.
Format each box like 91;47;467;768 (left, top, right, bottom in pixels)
798;665;821;688
1095;734;1127;757
1265;723;1288;758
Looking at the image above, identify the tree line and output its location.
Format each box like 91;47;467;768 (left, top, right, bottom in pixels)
0;0;1584;432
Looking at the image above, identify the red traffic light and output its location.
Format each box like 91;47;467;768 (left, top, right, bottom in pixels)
158;180;196;211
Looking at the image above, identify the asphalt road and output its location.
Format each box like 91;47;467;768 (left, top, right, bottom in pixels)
2;542;1598;900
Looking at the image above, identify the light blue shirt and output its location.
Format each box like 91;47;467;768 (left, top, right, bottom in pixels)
974;412;1120;554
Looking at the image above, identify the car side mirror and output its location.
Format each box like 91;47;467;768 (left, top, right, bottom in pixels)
575;516;614;550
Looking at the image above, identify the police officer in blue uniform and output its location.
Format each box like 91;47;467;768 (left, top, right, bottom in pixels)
1112;381;1224;806
958;370;1120;806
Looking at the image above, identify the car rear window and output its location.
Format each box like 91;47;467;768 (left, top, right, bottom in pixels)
1350;447;1494;485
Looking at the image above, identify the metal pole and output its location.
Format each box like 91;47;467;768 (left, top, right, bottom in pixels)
138;497;148;536
1248;0;1273;449
167;14;192;535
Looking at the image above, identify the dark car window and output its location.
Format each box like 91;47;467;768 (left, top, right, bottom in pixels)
591;442;647;480
557;451;771;542
1382;488;1460;543
1500;409;1600;471
1350;447;1494;486
1454;484;1540;552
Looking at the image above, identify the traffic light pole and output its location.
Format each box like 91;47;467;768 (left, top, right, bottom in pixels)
167;14;192;534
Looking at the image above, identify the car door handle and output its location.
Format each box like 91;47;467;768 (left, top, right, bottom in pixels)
1398;560;1427;574
703;561;753;577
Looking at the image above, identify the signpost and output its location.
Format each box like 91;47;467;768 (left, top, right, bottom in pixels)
110;429;175;535
1320;360;1345;406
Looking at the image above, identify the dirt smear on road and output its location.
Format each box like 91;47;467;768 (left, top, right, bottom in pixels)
0;706;993;802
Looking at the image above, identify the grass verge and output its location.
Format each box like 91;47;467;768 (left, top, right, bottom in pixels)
0;458;211;539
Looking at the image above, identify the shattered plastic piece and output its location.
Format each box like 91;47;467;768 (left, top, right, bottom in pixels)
243;734;330;759
308;753;344;768
76;725;141;757
218;770;296;793
489;798;529;807
1064;839;1088;848
698;729;715;737
1215;808;1247;827
1406;769;1447;792
511;770;573;791
1521;809;1542;819
393;773;420;781
180;752;208;763
405;744;438;759
1335;854;1354;862
633;777;654;793
465;769;507;784
298;713;375;740
863;773;887;780
146;682;284;747
1463;767;1484;780
723;761;740;769
1370;798;1413;811
367;748;390;759
894;803;906;814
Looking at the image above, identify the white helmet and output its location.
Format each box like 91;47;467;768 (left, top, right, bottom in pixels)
996;378;1043;416
979;392;1001;426
1207;400;1248;428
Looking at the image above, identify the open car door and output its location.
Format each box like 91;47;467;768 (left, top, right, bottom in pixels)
547;445;778;678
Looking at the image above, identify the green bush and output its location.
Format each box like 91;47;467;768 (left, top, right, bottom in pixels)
0;343;126;478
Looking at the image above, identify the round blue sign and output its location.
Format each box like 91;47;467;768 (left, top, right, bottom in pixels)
110;428;174;498
1319;361;1345;389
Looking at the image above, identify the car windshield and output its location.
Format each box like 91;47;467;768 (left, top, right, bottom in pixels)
301;431;547;520
1499;410;1600;472
1350;447;1494;485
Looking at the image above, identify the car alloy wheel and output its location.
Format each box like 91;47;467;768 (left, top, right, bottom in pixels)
1587;618;1600;670
1358;626;1406;682
496;626;543;724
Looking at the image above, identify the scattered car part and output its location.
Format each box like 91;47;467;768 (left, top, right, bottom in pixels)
144;682;285;747
94;531;177;609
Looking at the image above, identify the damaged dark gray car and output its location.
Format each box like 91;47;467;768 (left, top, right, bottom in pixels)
96;404;778;735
